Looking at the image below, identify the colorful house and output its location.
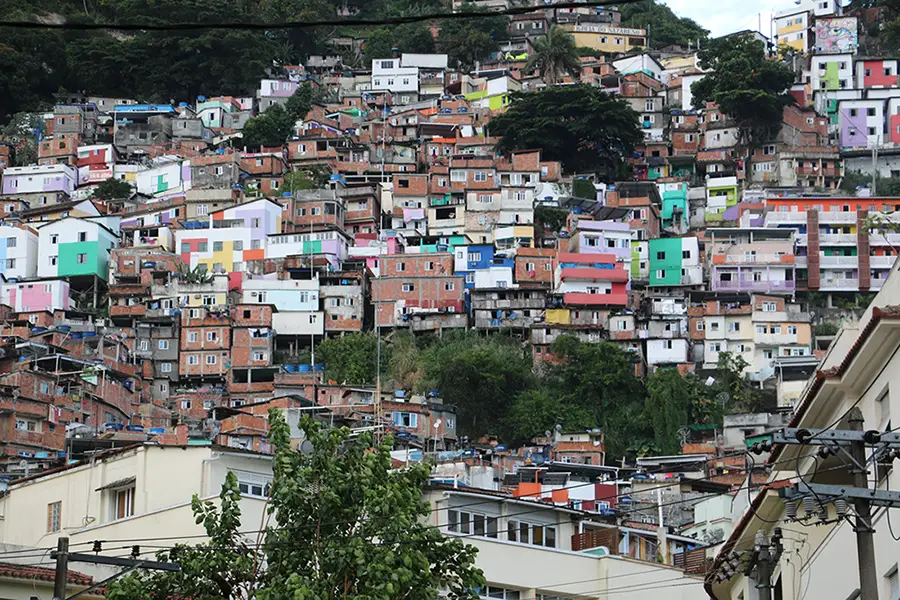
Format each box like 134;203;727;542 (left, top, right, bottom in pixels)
0;279;71;312
705;176;739;223
176;198;283;288
658;182;689;232
0;225;39;280
648;237;702;287
36;216;120;280
553;252;628;307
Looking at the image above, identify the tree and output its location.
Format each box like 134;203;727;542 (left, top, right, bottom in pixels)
438;4;509;68
241;104;295;149
490;85;643;177
315;332;389;384
713;351;761;414
691;33;796;167
543;337;648;459
262;411;484;599
108;414;484;600
0;112;44;166
106;472;259;600
417;331;533;437
284;83;318;122
91;177;134;201
645;369;693;455
504;389;593;443
364;23;437;63
618;0;709;49
525;26;581;85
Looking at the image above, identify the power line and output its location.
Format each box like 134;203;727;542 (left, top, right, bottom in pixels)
0;0;645;31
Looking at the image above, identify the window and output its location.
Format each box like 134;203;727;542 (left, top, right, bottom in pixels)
213;241;224;252
206;354;218;365
181;399;192;410
728;322;740;332
47;502;61;533
788;325;798;335
76;253;87;264
114;486;135;520
656;251;666;260
253;351;267;361
251;239;261;250
444;282;455;291
204;400;214;410
868;107;877;116
762;302;777;312
696;321;705;331
447;510;499;538
479;587;521;600
756;325;767;334
474;172;488;182
393;411;418;428
189;308;201;319
663;340;673;349
402;283;415;292
396;262;405;272
5;259;14;269
655;270;666;279
506;520;557;548
78;231;87;242
198;242;208;253
425;261;435;271
16;418;37;431
188;331;199;342
140;340;149;352
161;362;172;373
188;355;200;365
207;331;218;342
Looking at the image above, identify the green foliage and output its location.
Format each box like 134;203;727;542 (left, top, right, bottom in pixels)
282;167;331;193
91;177;134;201
261;410;484;600
284;83;319;122
490;85;642;177
315;332;390;384
542;337;647;459
645;369;693;455
691;34;796;152
0;113;45;166
842;169;900;196
505;389;593;443
242;104;295;149
110;415;485;600
438;4;509;68
714;352;761;414
106;471;258;600
571;178;596;200
364;23;437;63
525;25;581;85
415;331;533;437
179;264;215;285
814;322;840;336
534;205;569;238
618;0;709;49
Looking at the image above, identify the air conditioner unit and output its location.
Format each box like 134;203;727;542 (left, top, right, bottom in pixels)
250;291;258;297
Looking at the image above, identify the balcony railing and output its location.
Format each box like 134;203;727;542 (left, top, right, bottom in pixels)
819;278;860;289
820;255;859;266
715;279;796;292
819;233;857;244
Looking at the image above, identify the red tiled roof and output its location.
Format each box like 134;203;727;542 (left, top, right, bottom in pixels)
0;562;93;586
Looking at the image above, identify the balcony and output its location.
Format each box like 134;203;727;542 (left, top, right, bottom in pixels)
563;291;628;306
110;304;147;317
819;278;860;290
715;253;795;265
819;255;859;267
714;279;796;292
819;233;857;244
869;233;900;246
870;255;897;269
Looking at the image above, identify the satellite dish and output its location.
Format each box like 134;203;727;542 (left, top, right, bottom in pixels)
300;440;315;456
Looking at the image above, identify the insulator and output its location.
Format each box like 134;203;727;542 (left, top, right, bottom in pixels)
817;445;833;459
834;498;849;517
92;540;102;553
802;495;817;517
784;500;799;520
817;502;830;522
131;545;140;558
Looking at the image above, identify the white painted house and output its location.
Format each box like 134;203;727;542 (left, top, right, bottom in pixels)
0;225;38;280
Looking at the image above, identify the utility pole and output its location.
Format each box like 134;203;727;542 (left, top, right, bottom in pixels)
52;537;69;600
848;407;880;600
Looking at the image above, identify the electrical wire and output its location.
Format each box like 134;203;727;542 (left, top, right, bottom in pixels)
0;0;645;31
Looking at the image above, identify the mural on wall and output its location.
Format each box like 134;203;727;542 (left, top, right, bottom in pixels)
814;17;859;54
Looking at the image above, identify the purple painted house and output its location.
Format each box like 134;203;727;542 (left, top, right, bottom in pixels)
567;219;633;262
1;164;76;198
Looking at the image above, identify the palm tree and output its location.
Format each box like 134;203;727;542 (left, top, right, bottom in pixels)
526;26;582;86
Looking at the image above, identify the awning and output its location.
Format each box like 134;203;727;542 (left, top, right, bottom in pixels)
95;476;135;492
